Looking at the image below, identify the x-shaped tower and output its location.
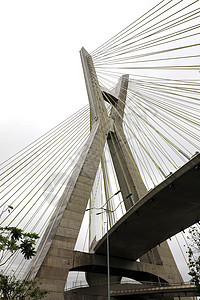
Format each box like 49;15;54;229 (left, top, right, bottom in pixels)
25;48;182;300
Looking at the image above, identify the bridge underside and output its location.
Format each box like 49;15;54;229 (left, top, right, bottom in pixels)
95;152;200;260
66;152;200;298
70;251;169;283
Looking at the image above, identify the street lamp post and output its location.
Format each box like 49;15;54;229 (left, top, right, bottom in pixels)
97;208;111;300
106;209;110;300
86;191;132;300
106;210;110;300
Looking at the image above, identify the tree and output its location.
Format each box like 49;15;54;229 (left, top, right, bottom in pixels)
0;207;48;299
187;226;200;291
0;206;39;265
0;226;39;266
0;274;48;299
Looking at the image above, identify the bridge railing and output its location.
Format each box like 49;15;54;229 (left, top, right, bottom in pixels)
65;279;194;291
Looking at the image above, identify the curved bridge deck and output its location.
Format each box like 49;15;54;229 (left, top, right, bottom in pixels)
94;152;200;260
65;282;198;299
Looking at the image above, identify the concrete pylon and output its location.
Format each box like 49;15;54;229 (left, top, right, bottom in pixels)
25;48;183;299
103;71;183;286
25;48;112;300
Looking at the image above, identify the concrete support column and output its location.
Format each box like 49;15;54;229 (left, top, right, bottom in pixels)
25;48;111;300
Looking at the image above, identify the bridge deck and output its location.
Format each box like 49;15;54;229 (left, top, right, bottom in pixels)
65;282;198;299
94;152;200;260
110;283;198;298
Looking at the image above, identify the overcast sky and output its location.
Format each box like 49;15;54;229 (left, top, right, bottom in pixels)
0;0;160;162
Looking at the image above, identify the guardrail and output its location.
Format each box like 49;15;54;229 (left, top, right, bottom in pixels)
65;279;194;291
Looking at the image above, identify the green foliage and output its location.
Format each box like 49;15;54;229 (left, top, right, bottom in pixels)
0;207;48;299
0;207;39;263
0;227;39;266
0;274;48;299
187;226;200;291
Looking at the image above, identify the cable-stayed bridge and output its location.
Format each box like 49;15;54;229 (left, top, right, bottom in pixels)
0;0;200;299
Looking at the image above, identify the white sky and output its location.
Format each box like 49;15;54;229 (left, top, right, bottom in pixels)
0;0;159;162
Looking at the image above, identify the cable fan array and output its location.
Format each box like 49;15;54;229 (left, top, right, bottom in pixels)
92;0;200;72
85;0;200;283
0;106;90;277
91;0;200;190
